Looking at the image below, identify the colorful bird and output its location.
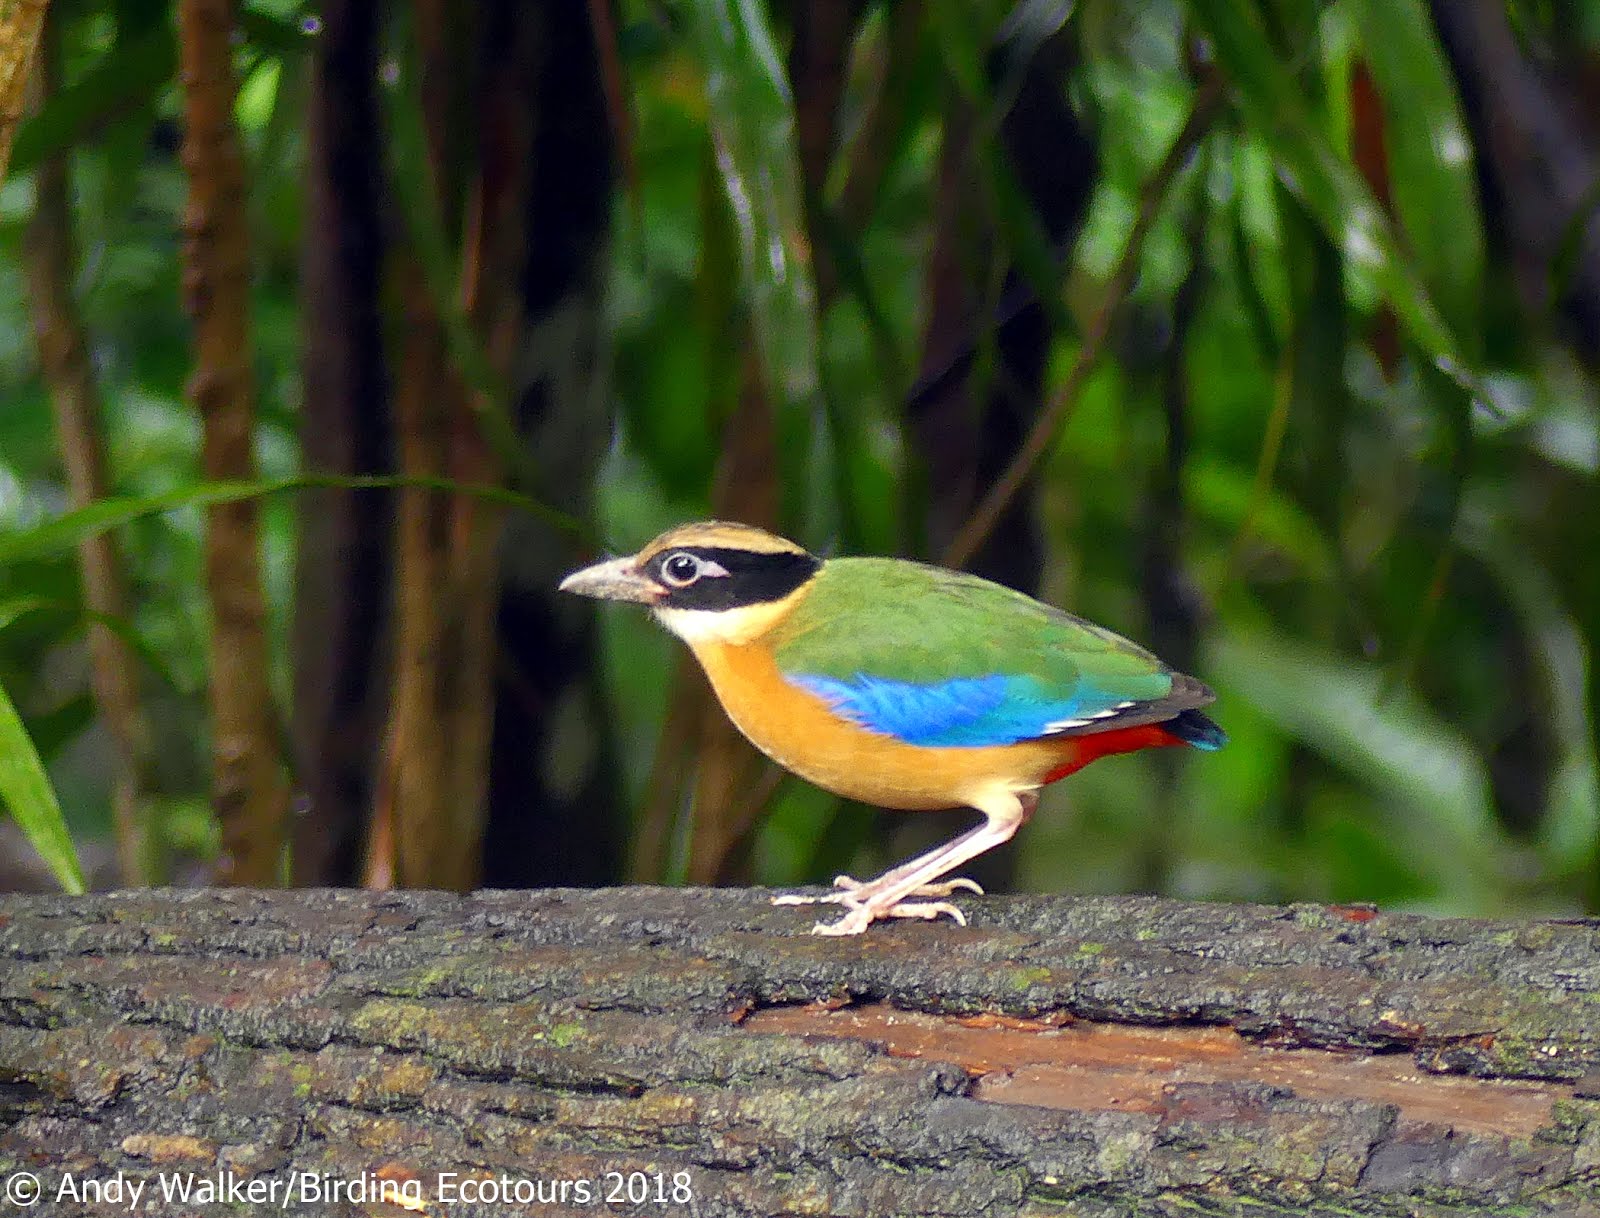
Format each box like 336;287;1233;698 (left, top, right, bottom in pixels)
560;521;1224;935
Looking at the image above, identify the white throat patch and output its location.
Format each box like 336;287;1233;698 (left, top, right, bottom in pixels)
653;600;794;647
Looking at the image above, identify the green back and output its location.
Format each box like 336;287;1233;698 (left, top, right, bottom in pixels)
770;557;1172;701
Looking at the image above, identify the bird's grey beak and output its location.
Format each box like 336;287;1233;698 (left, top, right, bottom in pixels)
559;555;665;604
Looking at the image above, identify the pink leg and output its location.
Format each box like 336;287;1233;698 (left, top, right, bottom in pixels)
773;791;1039;935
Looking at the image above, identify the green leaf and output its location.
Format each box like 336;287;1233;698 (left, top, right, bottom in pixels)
0;678;86;894
0;475;583;567
236;7;318;56
0;597;185;695
236;55;283;132
1186;0;1485;402
0;596;61;633
682;0;832;539
11;25;174;175
1228;133;1290;356
1350;0;1485;351
1186;455;1335;580
1212;625;1506;908
926;0;1079;336
11;2;311;183
1465;522;1598;875
1548;163;1600;314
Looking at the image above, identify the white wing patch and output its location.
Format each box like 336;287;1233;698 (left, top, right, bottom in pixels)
1044;700;1141;734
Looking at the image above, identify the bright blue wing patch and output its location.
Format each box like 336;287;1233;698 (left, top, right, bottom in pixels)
787;672;1166;747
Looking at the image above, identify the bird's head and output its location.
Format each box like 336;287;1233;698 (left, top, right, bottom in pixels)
559;521;822;646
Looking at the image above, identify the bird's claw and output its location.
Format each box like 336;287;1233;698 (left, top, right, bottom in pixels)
808;899;968;936
904;877;984;898
772;878;975;935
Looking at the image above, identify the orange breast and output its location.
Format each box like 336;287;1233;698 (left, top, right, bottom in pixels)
689;639;1109;810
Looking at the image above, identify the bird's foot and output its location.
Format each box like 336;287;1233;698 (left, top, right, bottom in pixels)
772;876;979;935
771;875;983;909
808;899;968;936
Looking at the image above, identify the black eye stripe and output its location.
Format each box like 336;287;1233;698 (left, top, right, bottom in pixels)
651;546;820;610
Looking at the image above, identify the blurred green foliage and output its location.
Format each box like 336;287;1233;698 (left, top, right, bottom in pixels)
1;0;1597;913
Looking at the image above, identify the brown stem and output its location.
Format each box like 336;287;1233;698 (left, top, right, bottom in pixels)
940;69;1225;571
370;0;532;891
1225;348;1294;584
373;259;505;891
177;0;291;884
627;656;697;883
23;11;155;886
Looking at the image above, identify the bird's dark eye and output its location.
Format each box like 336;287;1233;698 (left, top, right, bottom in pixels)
661;552;702;587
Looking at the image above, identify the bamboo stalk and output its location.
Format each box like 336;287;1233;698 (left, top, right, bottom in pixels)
368;0;531;890
23;10;155;885
177;0;291;884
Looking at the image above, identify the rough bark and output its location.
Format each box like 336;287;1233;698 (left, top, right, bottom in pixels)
177;0;291;885
0;0;47;183
23;12;156;886
2;888;1597;1216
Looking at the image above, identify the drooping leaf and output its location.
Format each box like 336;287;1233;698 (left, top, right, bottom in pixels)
0;596;185;694
10;24;174;175
1187;453;1335;581
1467;527;1600;875
681;0;832;539
1212;625;1506;908
0;678;86;894
1350;0;1485;352
0;596;61;634
1186;0;1485;404
0;475;582;567
236;6;318;56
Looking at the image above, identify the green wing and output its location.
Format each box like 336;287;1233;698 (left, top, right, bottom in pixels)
771;558;1208;747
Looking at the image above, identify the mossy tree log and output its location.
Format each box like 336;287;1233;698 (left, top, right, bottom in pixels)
2;887;1598;1216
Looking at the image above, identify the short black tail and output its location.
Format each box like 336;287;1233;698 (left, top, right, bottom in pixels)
1167;709;1227;751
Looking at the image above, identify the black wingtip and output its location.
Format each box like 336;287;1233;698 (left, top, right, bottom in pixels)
1167;708;1227;751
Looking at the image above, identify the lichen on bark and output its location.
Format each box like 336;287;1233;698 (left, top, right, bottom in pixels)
2;887;1597;1215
